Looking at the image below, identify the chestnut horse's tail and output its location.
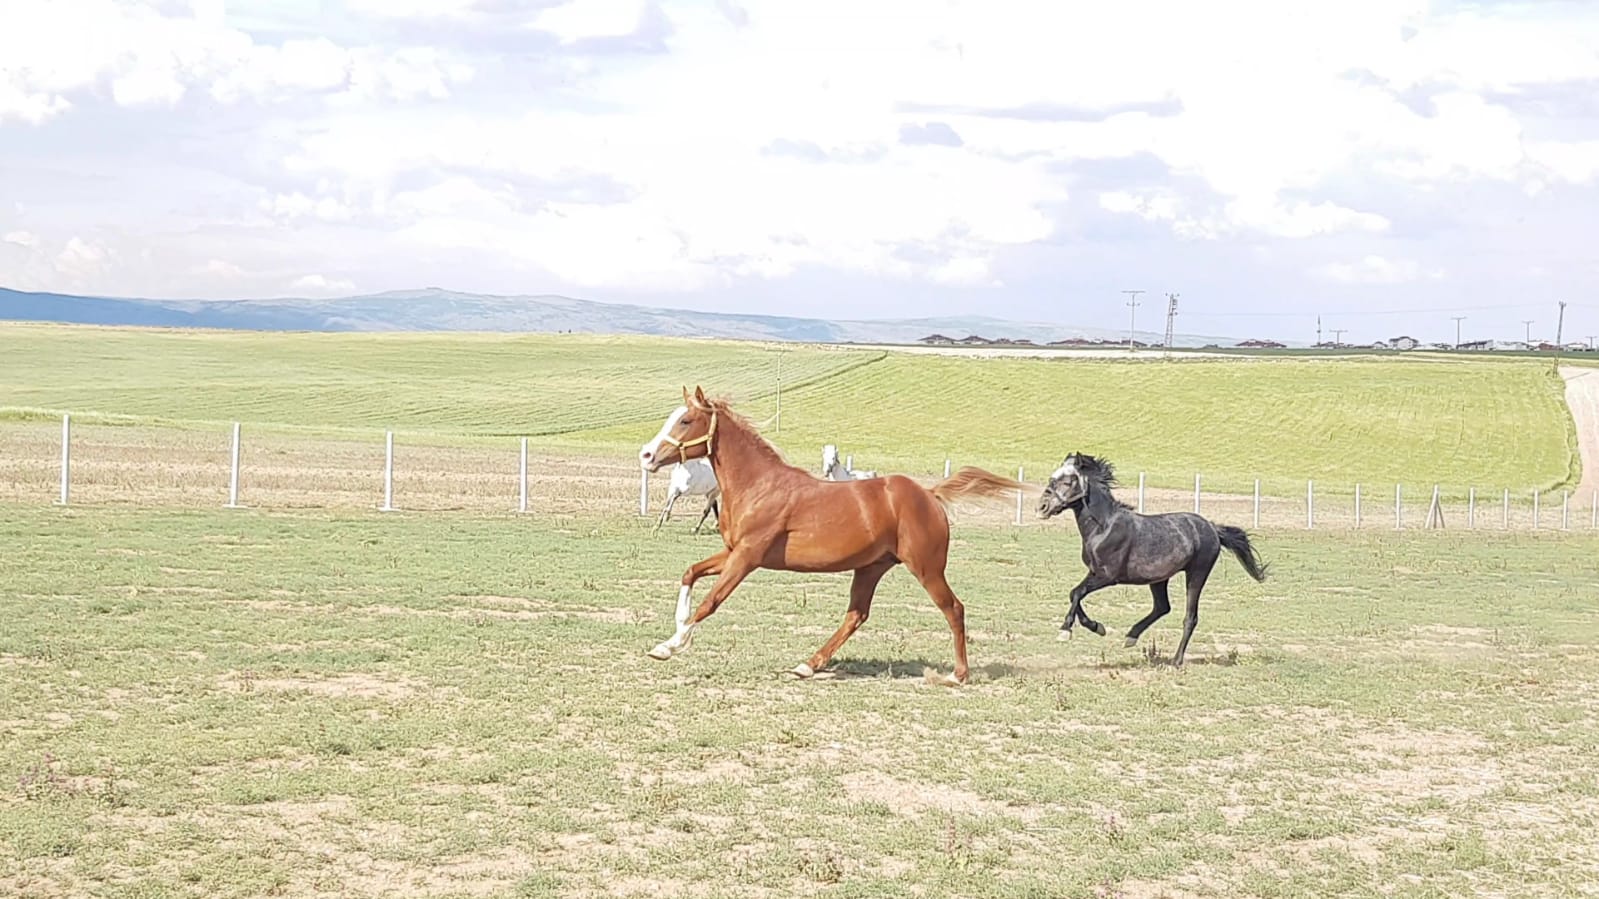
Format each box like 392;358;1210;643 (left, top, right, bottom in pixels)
929;466;1027;511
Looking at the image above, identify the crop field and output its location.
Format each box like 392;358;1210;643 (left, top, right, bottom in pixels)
0;323;1584;504
3;505;1598;898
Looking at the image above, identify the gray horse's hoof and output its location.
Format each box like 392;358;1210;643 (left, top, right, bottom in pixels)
1124;637;1139;648
1090;622;1107;637
1056;629;1072;642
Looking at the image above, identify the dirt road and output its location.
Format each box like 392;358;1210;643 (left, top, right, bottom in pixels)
1560;366;1599;494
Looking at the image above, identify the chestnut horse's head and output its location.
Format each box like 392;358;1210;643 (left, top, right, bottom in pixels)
639;386;719;472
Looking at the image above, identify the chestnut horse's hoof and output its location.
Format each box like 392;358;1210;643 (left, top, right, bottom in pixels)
647;643;673;660
791;663;815;679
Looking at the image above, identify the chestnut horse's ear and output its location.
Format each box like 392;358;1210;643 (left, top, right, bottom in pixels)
682;385;691;407
692;385;710;409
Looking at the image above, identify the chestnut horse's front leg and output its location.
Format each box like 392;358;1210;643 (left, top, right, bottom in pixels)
648;545;765;661
649;550;728;660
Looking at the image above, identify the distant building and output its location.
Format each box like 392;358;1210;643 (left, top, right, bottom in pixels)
956;334;992;345
1389;335;1420;350
1369;339;1391;350
919;333;954;345
1236;338;1287;348
1458;339;1495;352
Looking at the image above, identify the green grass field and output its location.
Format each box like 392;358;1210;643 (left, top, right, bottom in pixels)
3;505;1597;897
0;322;1582;496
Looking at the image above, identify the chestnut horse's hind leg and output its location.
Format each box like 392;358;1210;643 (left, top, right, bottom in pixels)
795;557;896;679
648;549;728;660
901;561;969;686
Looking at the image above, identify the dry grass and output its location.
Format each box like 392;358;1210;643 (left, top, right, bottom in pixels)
2;505;1598;897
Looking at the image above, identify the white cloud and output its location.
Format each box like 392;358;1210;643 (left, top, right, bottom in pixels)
0;0;471;124
532;0;654;42
196;259;247;279
261;192;356;223
3;231;38;248
290;274;356;293
1314;255;1443;285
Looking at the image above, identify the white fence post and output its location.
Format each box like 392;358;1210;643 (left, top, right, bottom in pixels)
1306;479;1314;530
225;422;242;508
1139;472;1147;514
944;458;951;478
1426;485;1442;529
1354;483;1362;529
1562;490;1569;530
1467;487;1475;529
518;438;528;514
1395;484;1402;530
846;453;853;471
380;430;395;512
1533;489;1540;529
638;470;649;517
1503;488;1510;529
1193;473;1201;513
57;413;70;506
1015;465;1024;525
1593;490;1598;530
1252;479;1260;528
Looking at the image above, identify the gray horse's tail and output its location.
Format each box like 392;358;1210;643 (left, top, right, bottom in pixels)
1215;525;1269;582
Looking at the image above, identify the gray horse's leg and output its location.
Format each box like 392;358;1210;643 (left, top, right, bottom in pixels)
1059;573;1113;640
1172;560;1215;667
1125;580;1172;647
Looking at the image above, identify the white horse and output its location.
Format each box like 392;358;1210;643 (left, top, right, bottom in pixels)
657;458;720;533
821;443;877;481
641;412;720;533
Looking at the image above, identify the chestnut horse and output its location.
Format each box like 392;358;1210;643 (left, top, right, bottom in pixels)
638;386;1026;685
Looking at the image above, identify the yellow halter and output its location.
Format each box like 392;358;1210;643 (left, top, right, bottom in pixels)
662;410;717;458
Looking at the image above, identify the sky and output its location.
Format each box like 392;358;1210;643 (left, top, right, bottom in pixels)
2;0;1598;345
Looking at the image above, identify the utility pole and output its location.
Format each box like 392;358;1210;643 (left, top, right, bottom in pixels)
1317;315;1323;347
1451;316;1466;350
1163;293;1179;349
1523;320;1535;345
1331;328;1346;347
1556;301;1567;347
1122;289;1144;350
1587;336;1597;351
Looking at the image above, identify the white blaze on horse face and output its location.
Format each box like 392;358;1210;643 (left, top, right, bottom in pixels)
640;406;689;470
1051;458;1080;482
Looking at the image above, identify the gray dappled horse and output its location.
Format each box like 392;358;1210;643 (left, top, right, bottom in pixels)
1036;452;1269;667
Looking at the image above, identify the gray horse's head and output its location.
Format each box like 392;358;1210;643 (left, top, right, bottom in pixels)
1037;452;1116;518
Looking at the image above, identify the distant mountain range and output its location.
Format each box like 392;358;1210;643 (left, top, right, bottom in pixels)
0;286;1271;348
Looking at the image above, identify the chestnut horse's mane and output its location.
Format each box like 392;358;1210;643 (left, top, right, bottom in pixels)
700;395;795;468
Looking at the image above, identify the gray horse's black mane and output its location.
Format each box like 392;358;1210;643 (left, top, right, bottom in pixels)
1064;452;1132;511
1067;453;1117;487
